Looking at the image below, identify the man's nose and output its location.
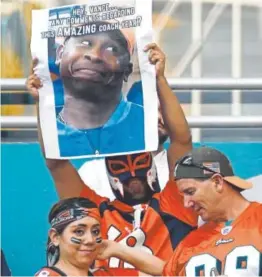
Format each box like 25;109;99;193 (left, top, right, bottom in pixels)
84;46;103;63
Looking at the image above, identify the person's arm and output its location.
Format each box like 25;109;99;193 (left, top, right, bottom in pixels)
143;45;198;229
157;76;192;177
162;242;182;276
35;101;85;199
26;68;102;202
144;44;192;177
97;240;166;276
113;244;165;276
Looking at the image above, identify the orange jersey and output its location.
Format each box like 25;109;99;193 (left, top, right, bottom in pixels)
35;266;139;276
80;180;197;268
163;202;262;276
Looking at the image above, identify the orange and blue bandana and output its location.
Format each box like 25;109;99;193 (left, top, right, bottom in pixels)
51;207;100;229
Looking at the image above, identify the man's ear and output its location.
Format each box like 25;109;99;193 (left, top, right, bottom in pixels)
212;174;224;193
55;44;64;65
49;228;60;247
123;63;133;82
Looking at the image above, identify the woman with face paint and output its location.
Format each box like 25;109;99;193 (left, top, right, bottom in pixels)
35;198;126;276
35;197;163;276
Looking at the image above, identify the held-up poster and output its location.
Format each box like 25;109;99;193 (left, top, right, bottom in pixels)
31;0;158;159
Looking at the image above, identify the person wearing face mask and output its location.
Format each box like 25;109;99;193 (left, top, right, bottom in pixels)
93;147;262;277
78;105;170;200
43;20;145;157
27;43;197;271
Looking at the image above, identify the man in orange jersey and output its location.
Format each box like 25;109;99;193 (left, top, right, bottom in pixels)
27;43;197;270
162;146;262;276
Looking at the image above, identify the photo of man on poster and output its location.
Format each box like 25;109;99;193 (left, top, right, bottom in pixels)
50;19;145;157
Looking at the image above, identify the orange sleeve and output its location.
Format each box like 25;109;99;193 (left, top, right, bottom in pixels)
80;185;108;207
159;180;198;226
162;242;184;276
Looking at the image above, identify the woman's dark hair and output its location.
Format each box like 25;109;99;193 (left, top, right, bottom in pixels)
49;197;98;233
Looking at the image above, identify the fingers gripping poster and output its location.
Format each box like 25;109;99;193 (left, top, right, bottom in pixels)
31;0;158;159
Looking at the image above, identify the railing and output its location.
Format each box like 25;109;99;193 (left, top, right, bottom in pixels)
1;78;262;129
1;115;262;129
1;78;262;91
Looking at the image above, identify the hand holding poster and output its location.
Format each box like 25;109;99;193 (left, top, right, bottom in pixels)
31;0;158;159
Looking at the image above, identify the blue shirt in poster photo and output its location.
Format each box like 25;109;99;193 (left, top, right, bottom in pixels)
56;95;145;156
49;73;145;157
47;8;145;157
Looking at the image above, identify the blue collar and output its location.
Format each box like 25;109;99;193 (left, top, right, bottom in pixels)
102;96;131;128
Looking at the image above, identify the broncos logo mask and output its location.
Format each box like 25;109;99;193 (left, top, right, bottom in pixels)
105;152;160;205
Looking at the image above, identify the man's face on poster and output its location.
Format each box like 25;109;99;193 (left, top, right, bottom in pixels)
56;28;133;88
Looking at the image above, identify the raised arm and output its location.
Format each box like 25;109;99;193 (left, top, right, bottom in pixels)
98;240;166;276
26;66;89;200
144;44;192;177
